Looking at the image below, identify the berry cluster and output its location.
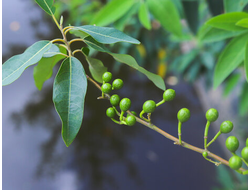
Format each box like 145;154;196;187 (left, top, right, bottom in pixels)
101;71;248;174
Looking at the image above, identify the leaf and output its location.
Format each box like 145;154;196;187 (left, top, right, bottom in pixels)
236;18;248;28
200;52;215;70
84;36;166;90
178;49;198;73
206;0;224;16
33;45;67;90
239;81;248;116
138;2;151;30
182;1;199;34
198;24;247;43
35;0;56;16
91;0;135;26
114;3;140;31
223;73;241;96
206;12;248;31
71;25;140;44
81;48;107;83
216;165;235;189
213;33;247;88
53;57;87;147
245;42;248;81
2;40;52;86
147;0;182;37
223;0;248;13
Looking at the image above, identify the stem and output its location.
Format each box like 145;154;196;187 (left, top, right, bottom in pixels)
52;15;61;30
120;111;125;121
86;75;248;174
207;131;222;148
139;110;150;122
178;121;182;144
111;118;121;125
51;39;66;43
72;49;83;56
156;99;166;107
69;38;85;45
204;121;211;149
63;26;74;33
242;158;248;166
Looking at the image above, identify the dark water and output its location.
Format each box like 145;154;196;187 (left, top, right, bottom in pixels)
3;1;222;190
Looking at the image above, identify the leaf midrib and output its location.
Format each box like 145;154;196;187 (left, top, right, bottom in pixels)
3;42;51;82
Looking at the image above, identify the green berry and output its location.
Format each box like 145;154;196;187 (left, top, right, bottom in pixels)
229;155;242;170
246;138;248;147
119;98;131;111
126;115;136;126
163;89;176;101
112;79;123;90
225;136;239;152
202;151;208;158
143;100;156;113
131;111;137;116
177;108;191;123
206;108;218;122
110;94;120;106
241;147;248;162
106;107;116;118
101;83;112;93
102;72;112;82
220;121;233;134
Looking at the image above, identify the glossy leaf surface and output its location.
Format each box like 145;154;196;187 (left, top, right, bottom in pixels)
138;2;151;30
213;34;247;88
84;36;166;90
35;0;55;15
147;0;182;37
2;40;52;86
53;57;87;147
71;25;140;44
33;45;67;90
198;25;247;43
236;18;248;28
91;0;135;26
206;12;248;31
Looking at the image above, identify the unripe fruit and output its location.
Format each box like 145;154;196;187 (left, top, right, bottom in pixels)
110;94;120;106
163;89;176;101
106;107;116;118
119;98;131;111
126;115;136;126
177;108;191;123
143;100;156;113
229;155;242;170
241;147;248;162
225;136;239;152
101;83;112;93
112;79;123;90
131;111;137;116
206;108;219;122
220;121;233;134
102;72;112;82
202;151;208;158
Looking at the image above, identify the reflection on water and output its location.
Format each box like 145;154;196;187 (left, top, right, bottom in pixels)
3;0;222;189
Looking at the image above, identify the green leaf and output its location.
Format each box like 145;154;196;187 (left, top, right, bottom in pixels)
213;33;248;88
216;165;235;189
245;42;248;81
223;0;248;13
35;0;56;16
236;18;248;28
91;0;135;26
138;2;151;30
84;36;166;90
206;12;248;31
2;40;52;86
33;45;67;90
239;81;248;116
178;49;198;73
198;24;247;43
147;0;182;37
200;52;214;70
223;73;241;96
71;25;140;44
53;57;87;147
81;48;107;83
182;1;199;34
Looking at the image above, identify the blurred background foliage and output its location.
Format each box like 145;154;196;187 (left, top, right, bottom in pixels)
51;0;248;117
